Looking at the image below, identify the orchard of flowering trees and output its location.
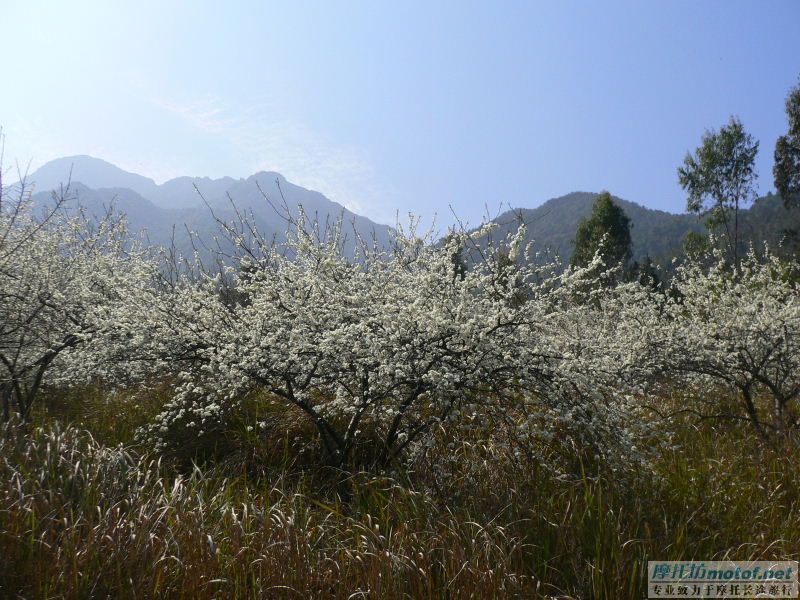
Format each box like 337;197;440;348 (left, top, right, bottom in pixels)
83;211;658;472
2;172;799;476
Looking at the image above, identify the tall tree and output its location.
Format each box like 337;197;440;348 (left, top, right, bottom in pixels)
678;116;759;270
570;191;632;274
774;77;800;209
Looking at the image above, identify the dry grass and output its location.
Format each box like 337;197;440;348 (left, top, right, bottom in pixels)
1;390;799;599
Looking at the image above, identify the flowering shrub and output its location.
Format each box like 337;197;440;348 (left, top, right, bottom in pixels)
73;210;653;473
657;248;800;436
0;182;150;421
126;217;553;466
5;181;797;473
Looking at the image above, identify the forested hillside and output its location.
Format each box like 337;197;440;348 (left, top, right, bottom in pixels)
480;191;800;266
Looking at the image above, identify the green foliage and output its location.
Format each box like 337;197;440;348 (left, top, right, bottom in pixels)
681;230;711;258
469;192;800;276
678;116;759;267
31;384;167;447
774;76;800;209
631;255;661;289
570;191;633;271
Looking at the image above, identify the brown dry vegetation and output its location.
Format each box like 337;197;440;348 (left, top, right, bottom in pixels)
1;388;798;599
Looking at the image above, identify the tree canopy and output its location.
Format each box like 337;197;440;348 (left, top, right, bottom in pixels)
678;116;759;269
774;77;800;209
570;191;632;272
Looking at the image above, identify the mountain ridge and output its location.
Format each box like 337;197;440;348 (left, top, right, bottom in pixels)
17;156;800;265
485;191;800;266
21;156;394;259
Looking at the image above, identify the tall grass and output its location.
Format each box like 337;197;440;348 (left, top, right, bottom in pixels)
1;390;798;599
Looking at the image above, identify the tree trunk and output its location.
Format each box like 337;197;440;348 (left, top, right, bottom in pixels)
741;385;768;440
733;199;740;272
1;386;9;423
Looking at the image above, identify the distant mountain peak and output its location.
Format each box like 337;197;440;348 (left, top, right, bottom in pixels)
247;171;286;183
26;155;395;259
26;155;158;199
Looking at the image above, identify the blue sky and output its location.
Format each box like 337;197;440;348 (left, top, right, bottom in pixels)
1;0;798;226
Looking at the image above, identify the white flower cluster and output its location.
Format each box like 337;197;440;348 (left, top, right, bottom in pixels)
655;248;800;437
4;186;797;473
0;187;153;421
86;211;662;471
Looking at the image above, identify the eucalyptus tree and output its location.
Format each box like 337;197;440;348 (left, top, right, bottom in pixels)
678;116;759;270
774;76;800;209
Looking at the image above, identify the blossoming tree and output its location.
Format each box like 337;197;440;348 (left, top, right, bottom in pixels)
0;179;149;422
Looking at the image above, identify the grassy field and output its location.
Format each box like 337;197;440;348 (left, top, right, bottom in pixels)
1;388;798;599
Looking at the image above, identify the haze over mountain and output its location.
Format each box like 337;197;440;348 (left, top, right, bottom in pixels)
21;156;394;257
26;156;160;201
17;155;800;266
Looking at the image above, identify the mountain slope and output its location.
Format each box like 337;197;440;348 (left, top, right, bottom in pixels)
22;156;159;200
149;175;240;209
22;157;800;266
480;191;800;266
25;156;394;258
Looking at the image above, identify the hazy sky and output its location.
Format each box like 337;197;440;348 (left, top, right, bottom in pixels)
1;0;798;225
